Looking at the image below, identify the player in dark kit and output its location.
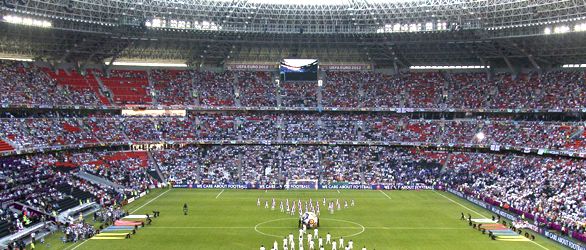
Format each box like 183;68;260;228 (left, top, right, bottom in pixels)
183;203;188;215
460;212;465;220
146;214;152;225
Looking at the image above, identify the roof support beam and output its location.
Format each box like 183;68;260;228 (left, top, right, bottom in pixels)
59;49;72;63
511;43;541;71
105;39;133;70
502;55;515;73
527;54;541;71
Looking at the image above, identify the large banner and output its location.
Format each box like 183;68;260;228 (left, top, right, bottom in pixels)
544;232;586;250
320;64;373;71
225;64;276;71
173;184;251;189
172;183;437;190
225;63;373;72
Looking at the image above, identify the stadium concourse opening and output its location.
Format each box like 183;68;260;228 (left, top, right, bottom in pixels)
1;0;586;248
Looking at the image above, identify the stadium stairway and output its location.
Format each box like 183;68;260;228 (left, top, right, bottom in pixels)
147;170;162;184
440;152;451;173
93;74;115;105
570;127;585;139
147;151;165;183
75;171;124;191
147;70;158;105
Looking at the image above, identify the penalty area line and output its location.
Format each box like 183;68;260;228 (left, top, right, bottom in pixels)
215;189;225;199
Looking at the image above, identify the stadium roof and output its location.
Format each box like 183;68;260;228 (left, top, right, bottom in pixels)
207;0;414;4
0;0;585;67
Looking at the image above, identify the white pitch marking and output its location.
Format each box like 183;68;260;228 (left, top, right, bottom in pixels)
379;190;392;200
253;217;366;238
130;188;172;214
70;189;168;250
433;190;484;218
215;189;225;199
148;226;468;230
69;239;90;250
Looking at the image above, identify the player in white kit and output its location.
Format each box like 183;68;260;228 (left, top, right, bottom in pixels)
326;232;331;244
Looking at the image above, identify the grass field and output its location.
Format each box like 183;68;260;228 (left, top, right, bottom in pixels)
36;188;567;250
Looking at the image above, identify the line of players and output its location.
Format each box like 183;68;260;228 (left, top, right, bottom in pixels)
260;228;371;250
257;197;355;215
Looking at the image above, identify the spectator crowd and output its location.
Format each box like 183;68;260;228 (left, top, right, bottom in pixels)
0;60;583;109
1;113;584;153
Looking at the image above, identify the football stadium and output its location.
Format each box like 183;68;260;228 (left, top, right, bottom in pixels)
1;0;586;249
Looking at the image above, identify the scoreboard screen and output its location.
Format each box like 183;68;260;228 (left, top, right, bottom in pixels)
279;59;318;81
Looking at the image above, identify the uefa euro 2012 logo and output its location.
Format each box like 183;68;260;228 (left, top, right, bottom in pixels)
300;211;319;229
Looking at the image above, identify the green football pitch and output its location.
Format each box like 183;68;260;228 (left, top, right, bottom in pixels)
38;188;567;250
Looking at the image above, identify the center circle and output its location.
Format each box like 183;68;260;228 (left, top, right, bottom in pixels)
254;217;365;238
